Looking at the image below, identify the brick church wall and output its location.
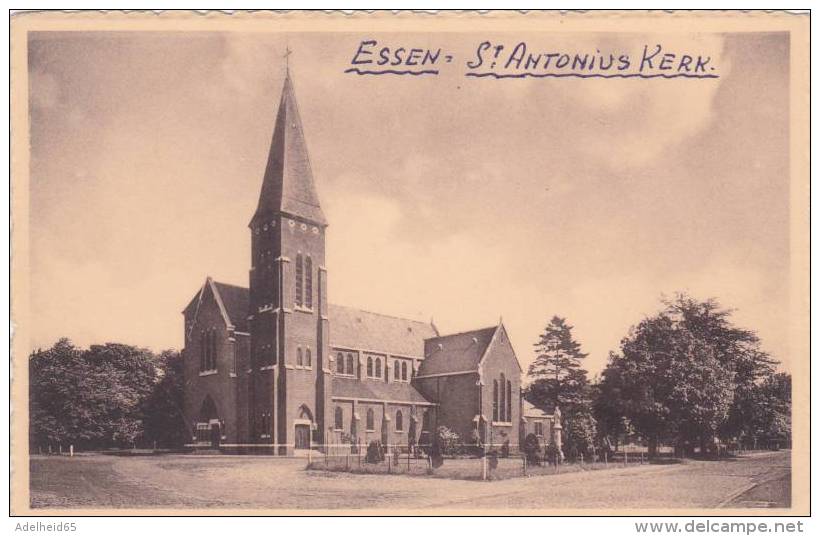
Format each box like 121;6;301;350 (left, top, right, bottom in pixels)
182;287;241;444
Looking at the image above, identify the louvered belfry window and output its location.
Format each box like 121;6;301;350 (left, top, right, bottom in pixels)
294;254;304;307
304;255;313;309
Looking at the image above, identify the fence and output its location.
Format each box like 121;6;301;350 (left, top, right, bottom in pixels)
305;443;655;481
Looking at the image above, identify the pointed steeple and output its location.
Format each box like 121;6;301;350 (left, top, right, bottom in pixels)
252;70;327;226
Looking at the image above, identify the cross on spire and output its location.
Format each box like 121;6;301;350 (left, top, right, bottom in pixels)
283;46;292;73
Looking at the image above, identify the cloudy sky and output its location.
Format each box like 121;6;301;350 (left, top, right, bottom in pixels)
27;31;790;375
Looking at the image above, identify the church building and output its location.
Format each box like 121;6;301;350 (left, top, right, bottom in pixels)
182;70;526;454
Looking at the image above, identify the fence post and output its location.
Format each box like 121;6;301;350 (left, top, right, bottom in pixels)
69;445;74;457
604;450;608;467
523;454;527;476
346;451;350;470
482;454;487;480
387;452;392;474
308;447;312;464
407;451;411;472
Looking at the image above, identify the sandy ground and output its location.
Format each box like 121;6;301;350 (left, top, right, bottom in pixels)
28;450;790;511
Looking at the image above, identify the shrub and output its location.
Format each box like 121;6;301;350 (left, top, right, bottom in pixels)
523;433;542;466
365;440;384;463
501;439;510;458
437;426;462;456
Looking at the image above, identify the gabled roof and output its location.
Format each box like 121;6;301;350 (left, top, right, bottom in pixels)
522;400;553;420
183;278;249;333
417;326;499;377
182;283;437;355
253;73;326;226
331;376;433;405
212;281;250;333
328;304;438;358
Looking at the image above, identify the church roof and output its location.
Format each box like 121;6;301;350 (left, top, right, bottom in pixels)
184;282;437;356
328;304;438;358
184;279;250;333
522;400;553;420
253;73;326;226
212;281;250;333
331;376;433;405
417;325;499;377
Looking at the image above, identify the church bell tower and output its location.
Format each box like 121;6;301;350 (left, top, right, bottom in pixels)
248;65;331;453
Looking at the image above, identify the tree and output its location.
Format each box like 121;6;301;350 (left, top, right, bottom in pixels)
142;350;189;448
29;339;163;451
527;316;590;411
563;408;597;459
595;293;782;458
29;339;87;449
526;316;595;457
729;372;791;449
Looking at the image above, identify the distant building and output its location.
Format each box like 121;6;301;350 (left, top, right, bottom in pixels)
182;71;525;453
521;400;562;450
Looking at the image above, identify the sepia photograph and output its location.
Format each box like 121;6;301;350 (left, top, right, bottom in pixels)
8;10;810;517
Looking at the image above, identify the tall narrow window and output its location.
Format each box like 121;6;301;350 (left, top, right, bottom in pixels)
336;352;344;374
207;330;213;370
297;347;303;367
493;380;499;421
394;361;401;380
200;332;206;371
366;408;375;431
346;354;354;376
334;407;343;430
305;348;312;368
500;373;507;421
367;356;373;377
401;362;408;381
506;380;512;423
375;358;382;378
304;255;313;309
396;410;403;431
210;329;217;370
295;253;304;307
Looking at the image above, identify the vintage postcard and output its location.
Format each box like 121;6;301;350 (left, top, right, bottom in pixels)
9;10;810;516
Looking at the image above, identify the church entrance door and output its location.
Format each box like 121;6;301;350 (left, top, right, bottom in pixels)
210;422;221;449
294;424;310;450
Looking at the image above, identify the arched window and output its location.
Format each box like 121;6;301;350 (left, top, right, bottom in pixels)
492;380;499;421
334;407;343;430
396;410;403;431
205;331;211;370
305;348;312;367
367;356;373;378
401;361;408;381
213;330;218;369
366;408;375;431
337;353;344;374
346;354;354;376
506;380;512;422
375;358;382;378
295;253;304;307
200;331;206;371
304;256;313;309
394;361;401;380
296;347;303;367
500;373;507;421
207;329;216;371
